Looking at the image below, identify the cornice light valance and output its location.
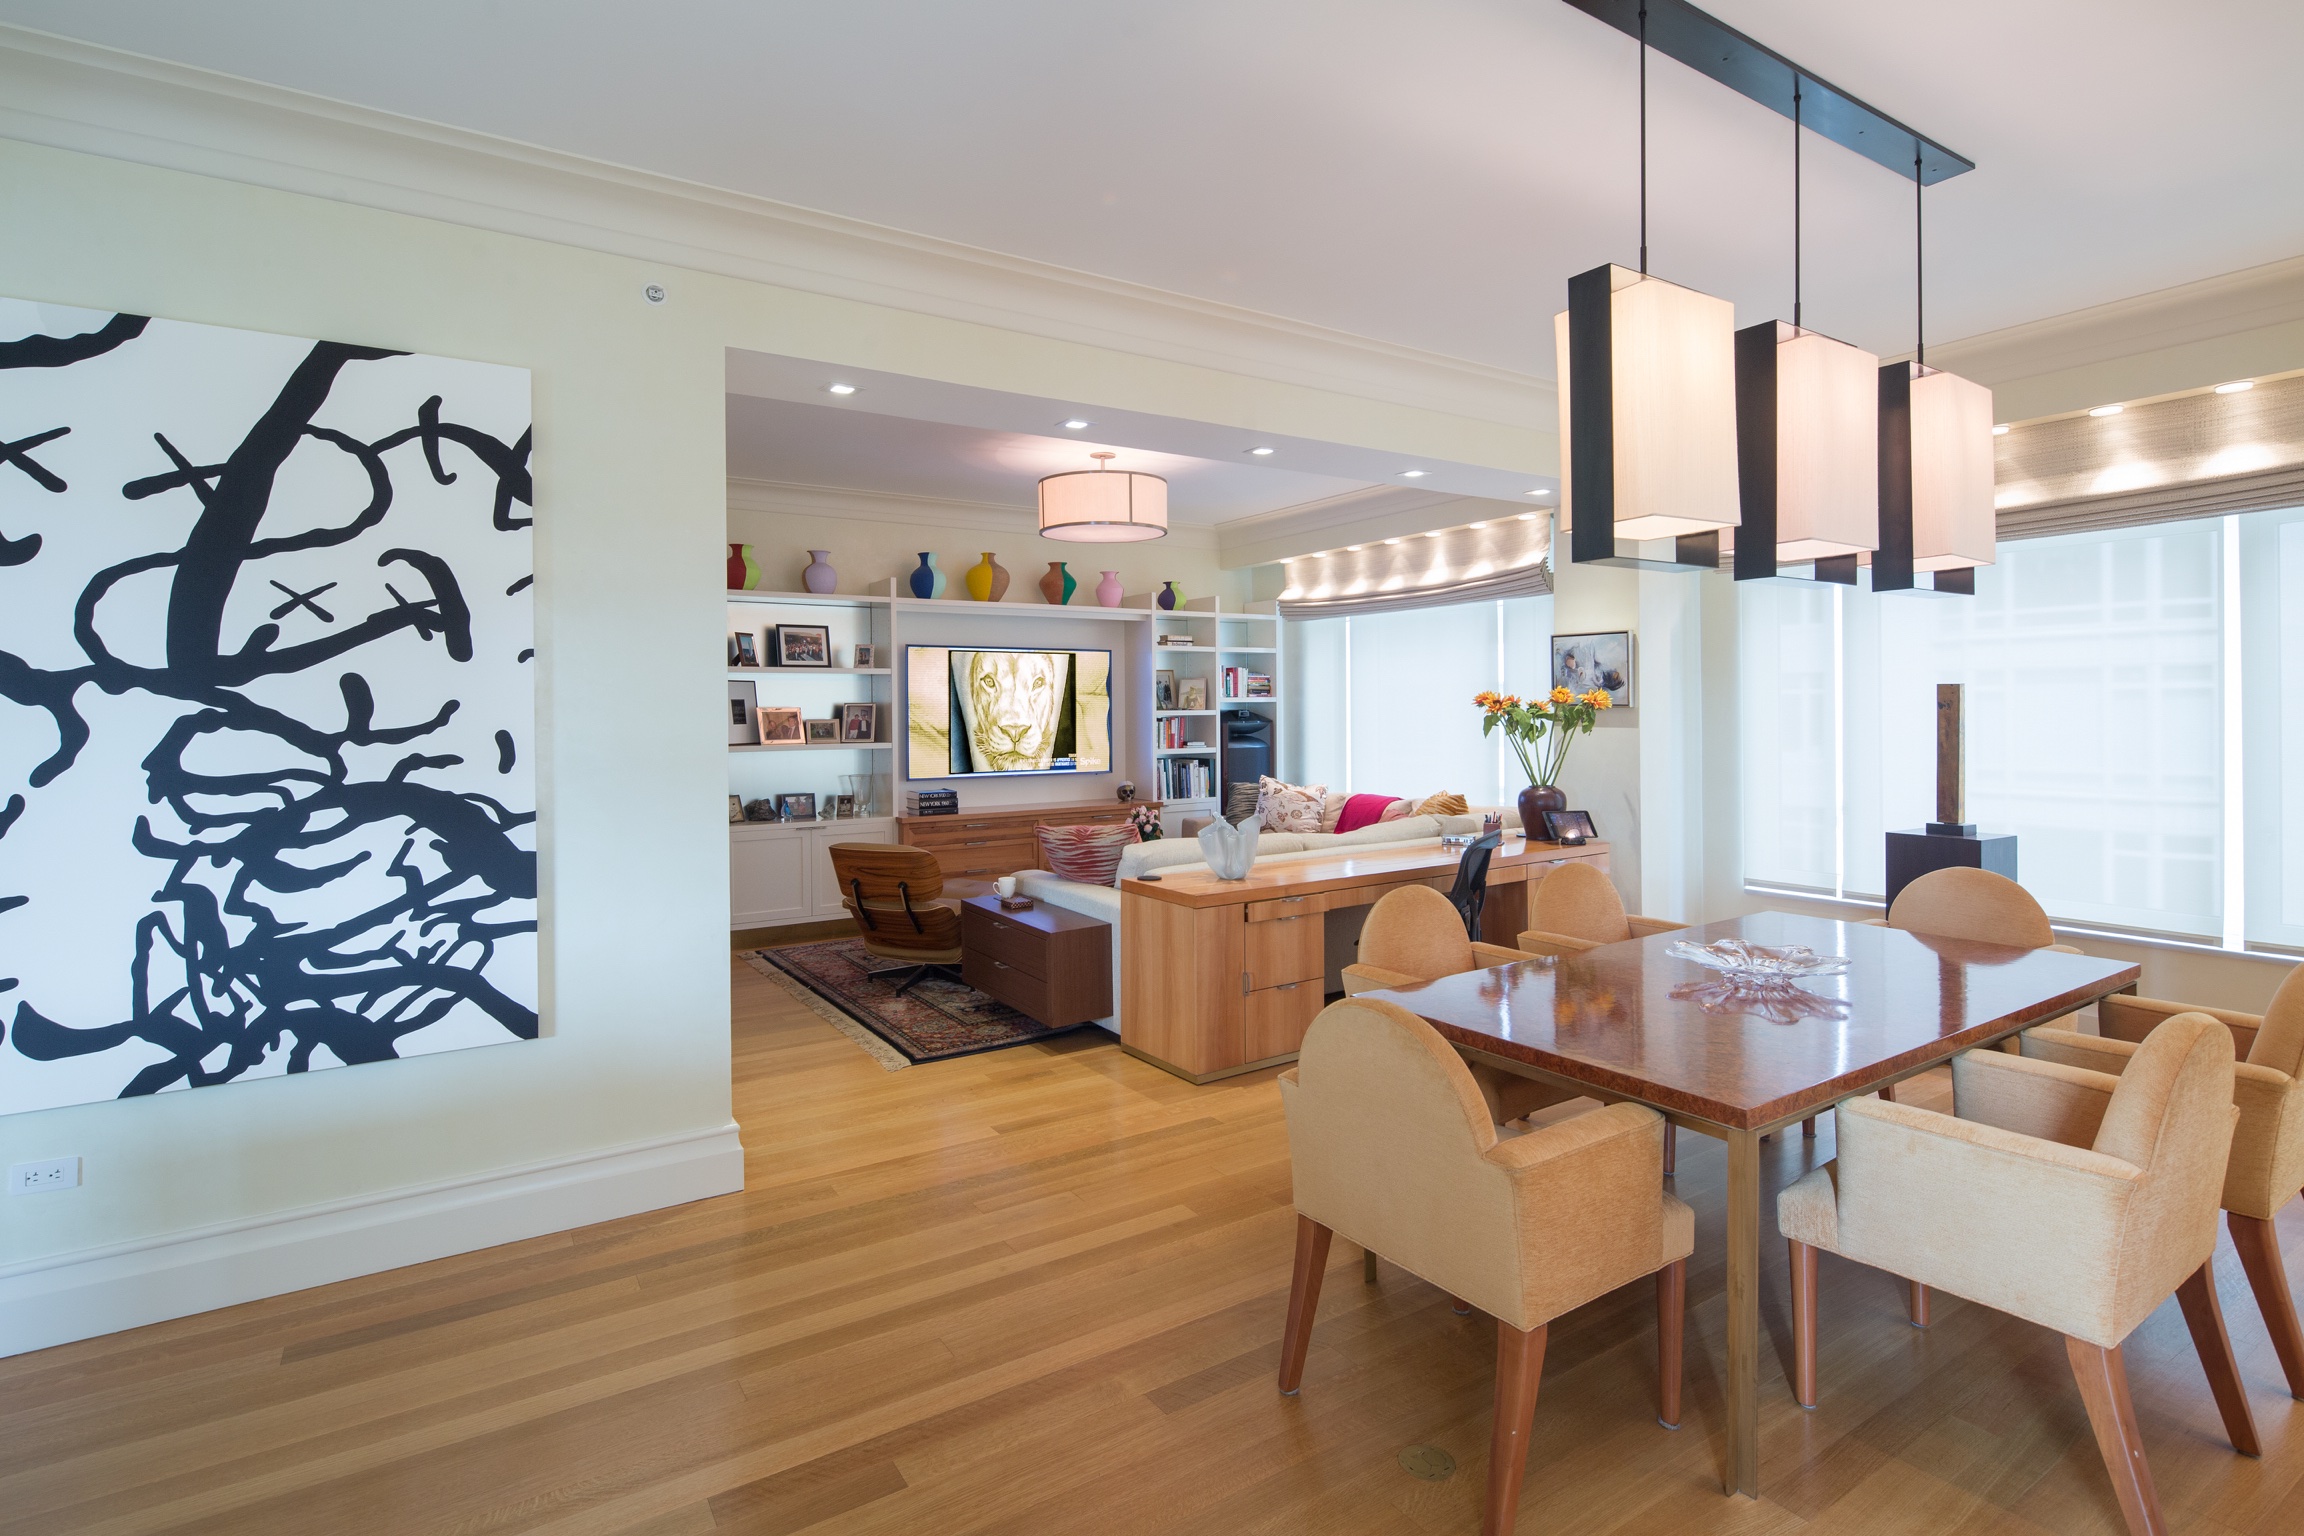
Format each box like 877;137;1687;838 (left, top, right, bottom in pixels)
1277;513;1552;619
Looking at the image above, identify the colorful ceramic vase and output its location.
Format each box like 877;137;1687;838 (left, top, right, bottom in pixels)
801;549;836;594
1095;570;1124;607
965;551;1009;602
908;552;946;599
1038;561;1076;605
727;543;762;591
1157;580;1182;610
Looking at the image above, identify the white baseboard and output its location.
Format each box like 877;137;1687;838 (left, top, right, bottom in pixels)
0;1122;745;1358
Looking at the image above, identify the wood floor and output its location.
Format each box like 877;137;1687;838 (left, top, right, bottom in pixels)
5;956;2302;1535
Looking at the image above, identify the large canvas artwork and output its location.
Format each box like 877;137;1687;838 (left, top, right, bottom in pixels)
0;300;536;1116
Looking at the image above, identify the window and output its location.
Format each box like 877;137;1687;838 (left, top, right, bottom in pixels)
1285;596;1552;803
2243;506;2304;951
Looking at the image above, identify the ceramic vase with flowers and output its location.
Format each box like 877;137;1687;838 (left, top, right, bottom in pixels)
1476;685;1612;839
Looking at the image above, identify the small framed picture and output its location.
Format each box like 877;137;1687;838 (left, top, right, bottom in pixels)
758;706;804;744
833;793;857;819
772;624;831;667
1552;631;1632;708
1155;669;1176;711
727;794;745;824
854;643;877;668
840;701;878;742
804;718;840;743
1178;678;1207;711
1542;809;1598;845
728;680;760;744
730;632;759;668
777;792;817;822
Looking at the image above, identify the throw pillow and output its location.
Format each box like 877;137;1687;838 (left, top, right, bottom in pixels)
1416;791;1470;817
1318;790;1348;833
1376;798;1414;822
1036;821;1141;886
1333;793;1402;834
1257;775;1327;834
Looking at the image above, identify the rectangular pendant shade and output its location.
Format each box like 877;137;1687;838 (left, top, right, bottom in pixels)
1876;361;1995;588
1556;264;1740;561
1733;321;1880;579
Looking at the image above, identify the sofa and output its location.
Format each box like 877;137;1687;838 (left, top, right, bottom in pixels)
1017;810;1519;1036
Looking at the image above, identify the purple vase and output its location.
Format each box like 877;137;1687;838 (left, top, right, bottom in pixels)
1095;570;1124;607
802;549;835;594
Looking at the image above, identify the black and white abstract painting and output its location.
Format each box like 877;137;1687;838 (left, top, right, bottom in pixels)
0;299;536;1116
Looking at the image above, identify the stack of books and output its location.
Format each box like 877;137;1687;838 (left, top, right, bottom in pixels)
905;789;959;817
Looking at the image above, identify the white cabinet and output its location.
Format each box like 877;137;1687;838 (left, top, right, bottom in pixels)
730;818;895;929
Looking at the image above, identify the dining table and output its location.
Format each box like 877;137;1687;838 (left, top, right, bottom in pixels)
1358;909;2141;1499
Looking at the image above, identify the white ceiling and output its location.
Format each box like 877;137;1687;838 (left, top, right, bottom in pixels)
7;1;2300;379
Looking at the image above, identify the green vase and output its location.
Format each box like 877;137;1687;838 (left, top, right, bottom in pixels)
1038;561;1076;604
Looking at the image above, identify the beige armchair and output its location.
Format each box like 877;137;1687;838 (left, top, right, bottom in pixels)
1279;996;1693;1536
2020;963;2304;1400
1779;1013;2254;1536
1341;885;1573;1127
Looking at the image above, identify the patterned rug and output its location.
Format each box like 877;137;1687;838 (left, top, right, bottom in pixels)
745;940;1095;1070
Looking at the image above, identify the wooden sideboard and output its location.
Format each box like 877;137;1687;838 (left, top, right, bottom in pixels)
1119;837;1612;1083
897;799;1163;881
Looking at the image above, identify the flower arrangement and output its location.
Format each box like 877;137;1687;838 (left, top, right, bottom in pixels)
1127;804;1163;841
1475;685;1612;788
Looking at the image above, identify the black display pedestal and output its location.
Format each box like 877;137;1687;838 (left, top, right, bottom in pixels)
1884;828;2017;912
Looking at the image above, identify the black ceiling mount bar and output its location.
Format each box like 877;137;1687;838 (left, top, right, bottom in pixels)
1559;0;1974;186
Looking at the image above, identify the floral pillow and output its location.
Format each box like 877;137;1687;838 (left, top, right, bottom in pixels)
1257;776;1328;834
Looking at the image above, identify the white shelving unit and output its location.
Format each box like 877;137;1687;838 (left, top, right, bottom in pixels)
1136;594;1280;821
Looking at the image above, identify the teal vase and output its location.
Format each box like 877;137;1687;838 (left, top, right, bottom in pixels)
909;551;947;599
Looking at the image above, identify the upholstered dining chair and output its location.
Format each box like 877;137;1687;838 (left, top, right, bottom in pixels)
1780;1013;2254;1536
2018;962;2304;1400
827;843;988;994
1279;996;1692;1536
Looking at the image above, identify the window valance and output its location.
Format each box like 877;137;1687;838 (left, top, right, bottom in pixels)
1277;514;1552;619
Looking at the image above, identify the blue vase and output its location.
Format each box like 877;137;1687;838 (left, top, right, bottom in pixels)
909;552;946;599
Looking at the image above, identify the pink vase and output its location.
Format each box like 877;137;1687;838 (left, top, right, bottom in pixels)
1094;570;1124;607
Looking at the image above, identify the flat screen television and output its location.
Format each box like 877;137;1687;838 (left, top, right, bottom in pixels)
905;645;1112;778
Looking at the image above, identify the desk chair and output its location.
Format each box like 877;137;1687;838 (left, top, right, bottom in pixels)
1780;1014;2251;1536
828;844;987;995
1279;997;1692;1536
1445;831;1503;941
2021;963;2304;1399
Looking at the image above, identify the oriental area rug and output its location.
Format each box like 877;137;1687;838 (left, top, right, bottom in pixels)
746;941;1093;1069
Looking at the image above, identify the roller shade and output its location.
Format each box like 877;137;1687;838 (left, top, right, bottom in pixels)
1277;514;1552;619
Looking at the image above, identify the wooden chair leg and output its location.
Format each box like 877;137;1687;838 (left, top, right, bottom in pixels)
1662;1122;1676;1176
1789;1239;1818;1408
1655;1259;1685;1428
1908;1280;1931;1329
1879;1083;1897;1102
1363;1246;1380;1285
1484;1321;1548;1536
2174;1257;2263;1456
2066;1338;2168;1536
2228;1211;2304;1399
1277;1215;1332;1396
1802;1115;1817;1139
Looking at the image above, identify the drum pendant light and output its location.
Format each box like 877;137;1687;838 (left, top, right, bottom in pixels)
1876;154;1994;593
1556;5;1740;566
1037;451;1168;543
1734;80;1880;584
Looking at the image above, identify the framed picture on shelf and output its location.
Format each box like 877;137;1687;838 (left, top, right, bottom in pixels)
839;701;878;742
1155;669;1176;711
729;632;759;668
1552;631;1632;707
727;794;745;825
771;624;831;667
1178;678;1207;710
804;718;840;743
776;792;817;822
757;706;804;744
833;793;857;819
1542;809;1598;845
727;680;760;744
853;643;877;668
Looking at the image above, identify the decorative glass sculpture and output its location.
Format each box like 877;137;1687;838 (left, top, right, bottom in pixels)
1666;938;1851;1026
1196;815;1260;880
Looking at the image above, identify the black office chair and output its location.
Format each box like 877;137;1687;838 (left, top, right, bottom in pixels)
1445;831;1503;942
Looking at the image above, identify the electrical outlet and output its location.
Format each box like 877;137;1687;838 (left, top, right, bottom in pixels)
8;1156;80;1194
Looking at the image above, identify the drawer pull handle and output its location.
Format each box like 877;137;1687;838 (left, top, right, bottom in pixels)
965;822;993;829
966;839;993;846
963;868;990;875
1281;896;1306;904
1272;982;1301;991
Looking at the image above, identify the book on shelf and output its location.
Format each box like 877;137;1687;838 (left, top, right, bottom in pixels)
1155;755;1215;802
904;790;959;816
1244;673;1272;698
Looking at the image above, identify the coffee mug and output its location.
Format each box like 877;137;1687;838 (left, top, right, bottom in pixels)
994;876;1017;898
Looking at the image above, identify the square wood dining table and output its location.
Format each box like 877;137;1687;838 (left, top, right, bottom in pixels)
1358;910;2141;1499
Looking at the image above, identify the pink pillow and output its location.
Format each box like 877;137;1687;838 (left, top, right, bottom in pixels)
1035;821;1140;886
1333;793;1402;834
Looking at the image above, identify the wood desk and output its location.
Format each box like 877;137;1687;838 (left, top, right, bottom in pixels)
1363;911;2140;1500
1119;835;1610;1082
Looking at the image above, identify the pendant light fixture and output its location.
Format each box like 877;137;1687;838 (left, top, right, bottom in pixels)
1036;451;1168;543
1733;77;1880;585
1556;4;1740;568
1875;151;1994;594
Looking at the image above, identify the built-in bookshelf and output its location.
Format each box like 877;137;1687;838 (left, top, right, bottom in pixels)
1138;595;1280;816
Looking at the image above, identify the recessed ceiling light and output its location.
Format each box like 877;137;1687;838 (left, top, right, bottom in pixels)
1060;418;1092;430
1524;488;1550;498
1992;424;2010;436
1345;545;1364;553
1383;538;1403;546
1247;446;1275;456
2088;404;2124;417
825;383;858;396
1400;469;1427;478
2214;380;2255;394
1517;513;1538;521
1468;521;1488;531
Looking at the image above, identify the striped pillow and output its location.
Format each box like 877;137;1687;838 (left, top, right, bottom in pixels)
1036;821;1142;886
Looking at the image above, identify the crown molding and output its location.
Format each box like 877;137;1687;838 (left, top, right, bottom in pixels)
1216;485;1540;569
725;478;1220;551
0;24;1547;429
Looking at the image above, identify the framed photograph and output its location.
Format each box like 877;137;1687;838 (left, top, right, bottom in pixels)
833;793;857;819
1542;809;1598;845
771;624;831;667
1178;678;1207;711
757;706;804;744
727;794;745;825
729;631;759;668
776;792;817;822
1155;669;1176;711
853;643;877;668
840;701;878;742
1552;631;1632;708
804;718;840;743
727;680;760;745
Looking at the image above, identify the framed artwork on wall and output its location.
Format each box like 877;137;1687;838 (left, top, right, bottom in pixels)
772;624;830;667
1552;631;1633;708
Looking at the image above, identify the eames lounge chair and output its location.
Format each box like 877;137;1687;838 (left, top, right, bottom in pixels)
828;843;988;995
1279;996;1692;1536
2020;963;2304;1400
1780;1013;2254;1536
